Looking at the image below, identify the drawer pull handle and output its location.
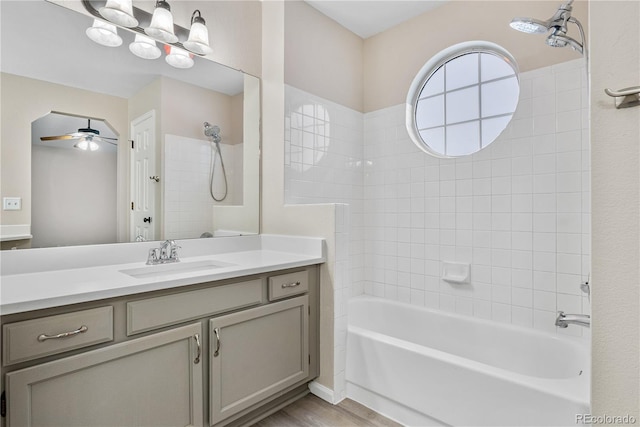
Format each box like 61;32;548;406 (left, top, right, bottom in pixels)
37;325;88;342
281;281;301;289
193;334;201;364
213;328;221;357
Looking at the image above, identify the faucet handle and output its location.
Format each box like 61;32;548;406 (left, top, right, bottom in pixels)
146;248;160;265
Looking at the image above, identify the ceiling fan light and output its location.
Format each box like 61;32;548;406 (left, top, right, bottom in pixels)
99;0;138;28
75;139;89;151
165;46;194;69
129;34;161;59
183;10;212;55
89;140;100;151
145;1;178;44
86;19;123;47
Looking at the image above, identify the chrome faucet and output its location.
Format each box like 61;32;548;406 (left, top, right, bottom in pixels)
146;240;181;265
555;311;590;328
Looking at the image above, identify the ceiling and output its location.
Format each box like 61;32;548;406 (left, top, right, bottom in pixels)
304;0;447;39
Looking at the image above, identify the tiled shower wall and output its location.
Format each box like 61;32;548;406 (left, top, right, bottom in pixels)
284;85;363;401
164;134;243;240
363;58;590;337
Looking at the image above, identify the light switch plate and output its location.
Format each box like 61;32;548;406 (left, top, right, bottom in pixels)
3;197;22;210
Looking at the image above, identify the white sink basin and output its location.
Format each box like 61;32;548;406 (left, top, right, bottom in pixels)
120;260;233;279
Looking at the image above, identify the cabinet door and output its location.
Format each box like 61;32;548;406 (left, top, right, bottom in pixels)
209;296;309;425
6;323;203;427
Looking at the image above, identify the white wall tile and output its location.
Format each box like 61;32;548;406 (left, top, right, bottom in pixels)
286;60;589;342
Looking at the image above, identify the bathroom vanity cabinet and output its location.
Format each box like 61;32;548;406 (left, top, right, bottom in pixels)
0;265;320;427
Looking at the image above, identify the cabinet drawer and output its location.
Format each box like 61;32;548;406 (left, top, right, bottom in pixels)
268;271;309;301
127;279;263;335
2;306;113;366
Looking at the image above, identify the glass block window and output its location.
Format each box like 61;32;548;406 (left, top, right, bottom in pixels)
406;42;519;158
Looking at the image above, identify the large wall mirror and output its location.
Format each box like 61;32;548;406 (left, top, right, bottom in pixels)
0;0;260;249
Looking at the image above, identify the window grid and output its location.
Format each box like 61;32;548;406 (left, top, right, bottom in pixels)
415;52;518;157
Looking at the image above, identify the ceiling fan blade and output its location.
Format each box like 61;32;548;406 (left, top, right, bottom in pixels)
94;136;118;145
40;135;75;141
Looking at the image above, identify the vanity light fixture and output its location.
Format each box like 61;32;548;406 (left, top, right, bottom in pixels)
86;19;123;47
183;10;212;55
145;0;178;44
165;45;194;69
99;0;138;28
129;34;162;60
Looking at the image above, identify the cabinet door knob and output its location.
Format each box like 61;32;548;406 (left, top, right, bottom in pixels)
193;334;201;364
213;328;221;357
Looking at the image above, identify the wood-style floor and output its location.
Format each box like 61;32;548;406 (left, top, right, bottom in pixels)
253;394;402;427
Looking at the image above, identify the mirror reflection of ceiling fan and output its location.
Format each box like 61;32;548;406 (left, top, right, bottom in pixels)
40;119;118;151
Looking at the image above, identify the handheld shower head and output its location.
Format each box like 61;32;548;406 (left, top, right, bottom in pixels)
546;30;584;54
203;122;221;140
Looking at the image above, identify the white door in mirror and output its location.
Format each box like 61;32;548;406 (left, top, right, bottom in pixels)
130;111;157;241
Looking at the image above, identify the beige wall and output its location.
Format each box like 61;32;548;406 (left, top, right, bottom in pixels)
31;146;117;248
590;0;640;419
161;77;235;143
363;0;588;112
262;1;337;390
213;75;261;234
231;93;245;147
285;0;364;112
0;73;129;240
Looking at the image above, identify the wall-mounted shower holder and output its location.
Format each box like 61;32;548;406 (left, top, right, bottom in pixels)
605;86;640;109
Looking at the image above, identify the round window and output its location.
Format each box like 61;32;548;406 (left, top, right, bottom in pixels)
406;41;520;158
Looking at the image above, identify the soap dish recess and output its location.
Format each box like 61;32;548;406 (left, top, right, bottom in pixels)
441;261;470;284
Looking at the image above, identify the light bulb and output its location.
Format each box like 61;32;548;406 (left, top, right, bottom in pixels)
145;1;178;44
100;0;138;28
129;34;161;60
184;10;212;55
165;46;194;69
86;19;122;47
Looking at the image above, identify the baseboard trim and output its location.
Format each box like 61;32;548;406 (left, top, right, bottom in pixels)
308;381;343;404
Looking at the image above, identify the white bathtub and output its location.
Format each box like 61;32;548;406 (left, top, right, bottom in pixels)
346;296;590;427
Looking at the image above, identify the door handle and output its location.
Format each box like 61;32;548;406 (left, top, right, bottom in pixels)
149;176;160;182
143;217;152;223
38;325;88;342
193;334;201;364
213;328;221;357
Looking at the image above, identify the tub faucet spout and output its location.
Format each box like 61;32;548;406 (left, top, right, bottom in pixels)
555;311;590;328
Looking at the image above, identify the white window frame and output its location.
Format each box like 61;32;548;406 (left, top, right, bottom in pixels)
406;41;520;158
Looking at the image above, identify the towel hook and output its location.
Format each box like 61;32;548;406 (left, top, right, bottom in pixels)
604;86;640;109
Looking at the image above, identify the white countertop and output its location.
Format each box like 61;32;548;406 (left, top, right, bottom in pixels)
0;235;326;315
